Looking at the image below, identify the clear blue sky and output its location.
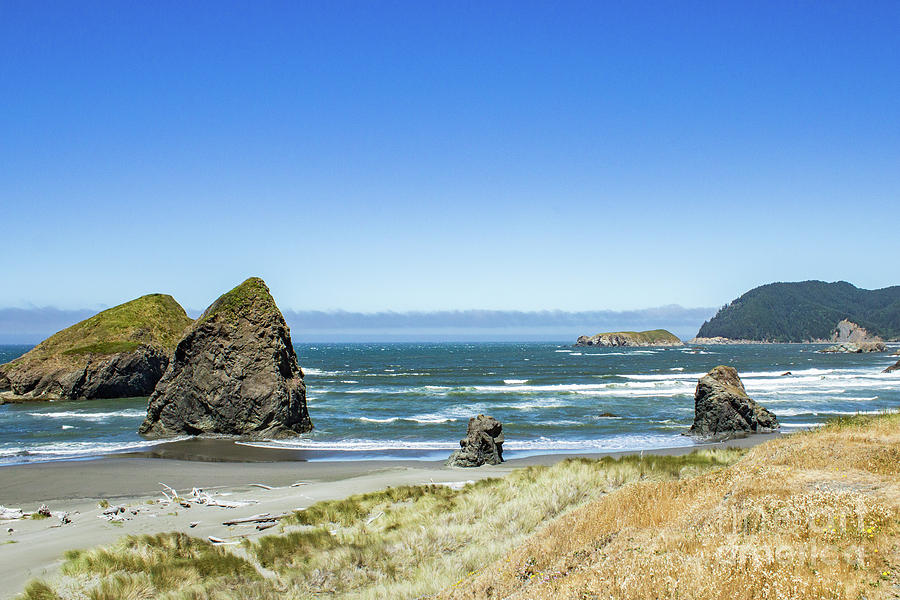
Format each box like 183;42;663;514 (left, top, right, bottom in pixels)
2;1;898;312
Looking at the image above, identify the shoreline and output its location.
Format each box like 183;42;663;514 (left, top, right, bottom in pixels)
0;433;782;506
0;432;780;598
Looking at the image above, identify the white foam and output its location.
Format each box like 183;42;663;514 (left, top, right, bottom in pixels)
775;408;888;417
303;368;344;376
340;380;359;384
0;437;188;460
361;372;432;377
27;409;146;422
622;373;706;381
407;415;456;424
239;439;459;452
237;434;695;453
503;379;529;384
357;413;459;425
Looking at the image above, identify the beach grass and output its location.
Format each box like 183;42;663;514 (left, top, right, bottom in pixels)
18;449;742;599
441;411;900;600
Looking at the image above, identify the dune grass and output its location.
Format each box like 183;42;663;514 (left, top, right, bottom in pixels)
441;411;900;600
18;450;741;600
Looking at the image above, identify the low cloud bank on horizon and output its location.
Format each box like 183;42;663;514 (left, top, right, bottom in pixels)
0;305;716;344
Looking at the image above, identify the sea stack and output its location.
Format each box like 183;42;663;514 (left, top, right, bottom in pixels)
447;415;504;467
689;366;779;439
819;320;885;353
0;295;191;402
139;277;312;439
575;329;683;347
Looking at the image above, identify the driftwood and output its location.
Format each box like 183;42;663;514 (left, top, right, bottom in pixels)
256;522;276;531
290;482;307;487
189;487;255;509
248;483;273;490
155;484;256;509
222;513;287;526
0;506;25;521
208;535;241;546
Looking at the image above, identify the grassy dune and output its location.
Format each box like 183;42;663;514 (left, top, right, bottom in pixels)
443;412;900;600
17;413;900;599
18;451;741;600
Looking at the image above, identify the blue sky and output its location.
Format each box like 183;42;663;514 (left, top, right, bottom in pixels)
2;1;898;313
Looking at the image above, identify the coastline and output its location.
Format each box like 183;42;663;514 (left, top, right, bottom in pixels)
0;432;780;598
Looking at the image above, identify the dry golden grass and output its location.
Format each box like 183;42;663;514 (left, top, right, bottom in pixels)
440;412;900;600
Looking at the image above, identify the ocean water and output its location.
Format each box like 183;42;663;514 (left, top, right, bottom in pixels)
1;342;898;465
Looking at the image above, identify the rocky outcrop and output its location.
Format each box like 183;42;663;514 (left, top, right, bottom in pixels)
832;319;877;344
0;295;191;402
818;320;886;353
885;359;900;373
140;277;312;439
819;342;886;353
447;415;504;467
576;329;683;347
689;366;779;439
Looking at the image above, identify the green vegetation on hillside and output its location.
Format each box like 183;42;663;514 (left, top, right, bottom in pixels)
5;294;192;364
604;329;681;343
697;280;900;342
198;277;278;325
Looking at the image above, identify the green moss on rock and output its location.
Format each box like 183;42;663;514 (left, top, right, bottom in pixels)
198;277;278;325
0;294;193;401
21;294;192;362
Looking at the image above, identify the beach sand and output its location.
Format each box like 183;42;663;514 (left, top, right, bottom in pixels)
0;433;780;599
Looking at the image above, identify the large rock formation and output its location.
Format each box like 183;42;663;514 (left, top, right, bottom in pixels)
575;329;683;347
820;342;886;354
0;295;191;402
819;320;886;353
140;277;312;439
447;415;504;467
689;366;779;439
885;359;900;373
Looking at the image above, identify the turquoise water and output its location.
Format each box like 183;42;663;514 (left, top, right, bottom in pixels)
1;342;898;464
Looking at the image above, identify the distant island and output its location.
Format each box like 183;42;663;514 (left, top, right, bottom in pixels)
575;329;683;347
694;280;900;342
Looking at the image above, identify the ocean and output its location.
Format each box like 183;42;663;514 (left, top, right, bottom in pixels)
1;342;898;465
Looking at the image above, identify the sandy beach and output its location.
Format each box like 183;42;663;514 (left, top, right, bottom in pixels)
0;433;779;598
